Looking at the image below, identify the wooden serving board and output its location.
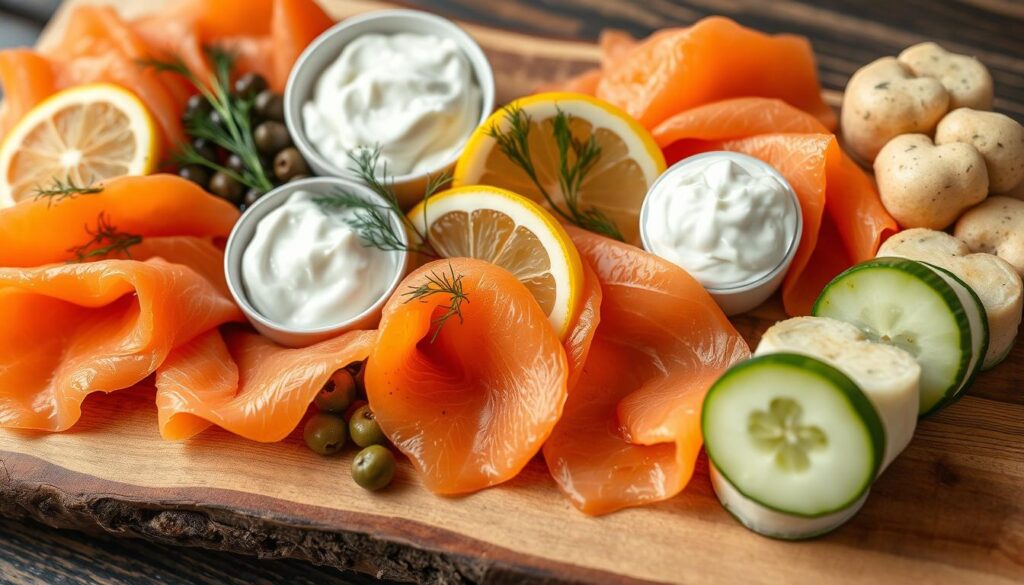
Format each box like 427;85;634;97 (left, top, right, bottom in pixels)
3;1;1024;584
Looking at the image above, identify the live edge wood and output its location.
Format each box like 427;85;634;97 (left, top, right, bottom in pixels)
4;1;1024;584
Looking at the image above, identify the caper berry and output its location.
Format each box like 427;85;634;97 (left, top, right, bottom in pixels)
177;165;209;188
234;72;268;99
244;187;264;208
349;405;388;448
274;147;310;181
351;445;395;491
224;153;246;174
182;94;210;125
254;90;285;122
303;413;348;456
254;121;292;155
191;138;219;163
209;171;244;205
315;370;358;414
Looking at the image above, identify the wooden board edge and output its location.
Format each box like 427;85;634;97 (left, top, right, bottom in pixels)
0;452;660;585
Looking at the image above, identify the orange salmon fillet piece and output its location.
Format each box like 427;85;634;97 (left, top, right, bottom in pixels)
365;258;570;495
543;228;750;515
550;18;835;131
652;98;898;315
156;327;376;442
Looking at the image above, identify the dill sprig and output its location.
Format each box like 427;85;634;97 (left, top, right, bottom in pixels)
314;146;451;258
66;212;142;263
139;48;273;192
401;262;470;343
486;106;623;241
33;175;103;207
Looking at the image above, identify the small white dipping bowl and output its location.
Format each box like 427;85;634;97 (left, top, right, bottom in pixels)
639;151;803;316
284;9;496;209
224;177;409;348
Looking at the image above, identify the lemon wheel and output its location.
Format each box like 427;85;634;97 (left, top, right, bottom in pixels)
0;83;158;207
408;185;584;339
454;92;666;243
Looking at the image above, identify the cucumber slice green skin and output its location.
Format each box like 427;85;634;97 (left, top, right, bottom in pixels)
710;464;868;540
925;263;989;412
812;258;976;418
702;353;885;518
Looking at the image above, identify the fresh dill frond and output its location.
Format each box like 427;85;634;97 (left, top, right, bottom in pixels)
314;145;452;258
138;48;273;192
33;175;103;207
486;106;624;241
66;212;142;263
401;262;470;343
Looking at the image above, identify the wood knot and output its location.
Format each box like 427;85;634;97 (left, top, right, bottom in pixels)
934;458;959;486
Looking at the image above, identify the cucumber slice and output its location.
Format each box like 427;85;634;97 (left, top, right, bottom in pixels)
710;463;868;540
702;353;885;518
755;316;920;472
813;258;987;416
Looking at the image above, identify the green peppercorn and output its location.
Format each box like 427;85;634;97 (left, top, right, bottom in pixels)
254;121;292;155
177;165;209;189
315;370;359;414
234;72;268;100
209;171;244;205
274;147;310;181
351;445;395;491
254;90;285;122
303;413;347;456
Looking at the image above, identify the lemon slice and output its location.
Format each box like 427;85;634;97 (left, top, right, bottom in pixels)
407;185;584;339
454;92;666;243
0;83;158;207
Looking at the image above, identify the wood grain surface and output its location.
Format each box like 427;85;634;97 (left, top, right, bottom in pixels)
3;1;1024;584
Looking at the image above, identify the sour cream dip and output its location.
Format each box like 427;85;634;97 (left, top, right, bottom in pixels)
301;32;482;177
241;190;398;330
640;152;802;315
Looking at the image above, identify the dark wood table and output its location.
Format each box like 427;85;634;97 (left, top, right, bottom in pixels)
0;1;1021;583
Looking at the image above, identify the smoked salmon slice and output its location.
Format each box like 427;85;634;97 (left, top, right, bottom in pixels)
651;98;898;315
156;327;377;441
0;246;242;432
365;258;570;495
551;18;835;131
0;174;239;267
543;228;750;515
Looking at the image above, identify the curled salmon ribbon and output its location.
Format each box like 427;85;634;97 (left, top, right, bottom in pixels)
0;175;374;441
543;229;750;515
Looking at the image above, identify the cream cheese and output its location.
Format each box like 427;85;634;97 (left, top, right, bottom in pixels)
241;190;397;329
301;32;481;177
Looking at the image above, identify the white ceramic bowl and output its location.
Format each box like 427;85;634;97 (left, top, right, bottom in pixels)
639;151;803;316
284;9;495;209
224;177;409;347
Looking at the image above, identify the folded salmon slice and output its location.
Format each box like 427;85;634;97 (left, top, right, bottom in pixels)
366;258;570;495
0;243;242;432
544;228;750;515
0;174;239;267
651;98;898;315
156;327;376;441
550;18;835;131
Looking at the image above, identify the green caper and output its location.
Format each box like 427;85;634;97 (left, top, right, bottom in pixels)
254;90;285;122
234;72;268;99
182;94;210;125
315;369;358;414
349;405;387;448
351;445;395;491
209;171;244;205
177;165;209;188
254;121;292;155
274;147;310;181
303;413;348;456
